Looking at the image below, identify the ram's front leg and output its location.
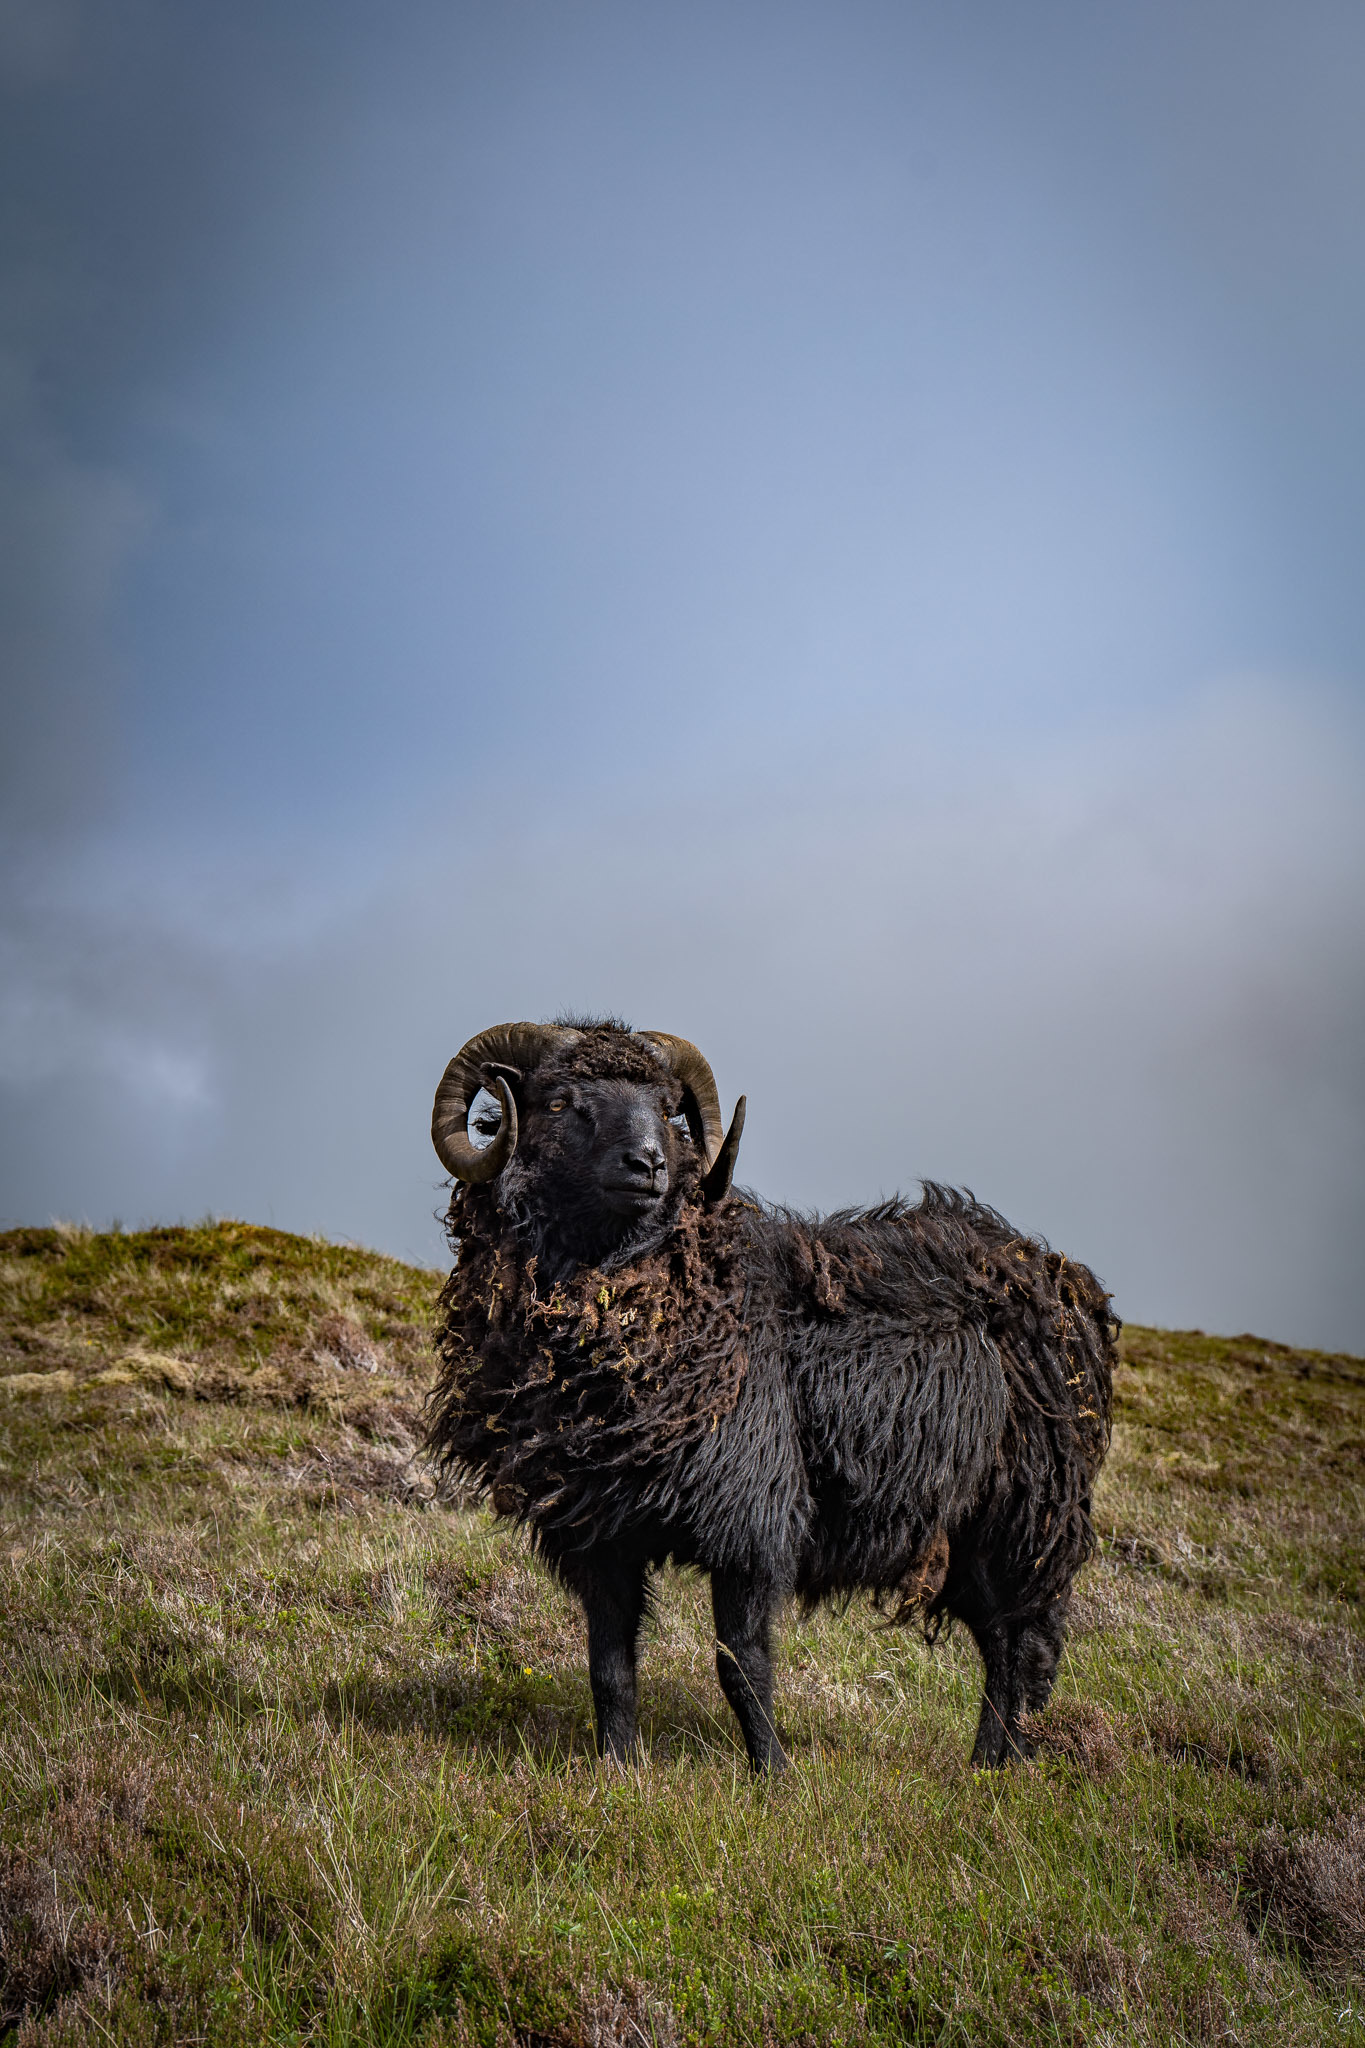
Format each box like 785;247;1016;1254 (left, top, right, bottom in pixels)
572;1550;649;1764
712;1568;788;1773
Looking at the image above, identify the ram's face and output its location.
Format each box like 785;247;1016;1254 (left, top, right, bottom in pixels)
481;1066;697;1255
434;1021;742;1270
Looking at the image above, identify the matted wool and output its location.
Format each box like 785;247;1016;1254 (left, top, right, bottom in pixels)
429;1185;754;1541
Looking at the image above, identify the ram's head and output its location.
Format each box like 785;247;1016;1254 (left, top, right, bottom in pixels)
431;1020;745;1268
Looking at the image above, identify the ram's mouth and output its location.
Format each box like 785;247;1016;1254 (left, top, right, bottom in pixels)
602;1180;666;1211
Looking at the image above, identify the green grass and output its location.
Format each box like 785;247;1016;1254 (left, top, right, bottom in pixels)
2;1222;1362;2046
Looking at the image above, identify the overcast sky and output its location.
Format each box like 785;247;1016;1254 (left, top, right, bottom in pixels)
2;0;1363;1349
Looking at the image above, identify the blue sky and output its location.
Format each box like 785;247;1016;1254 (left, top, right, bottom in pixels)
2;0;1363;1347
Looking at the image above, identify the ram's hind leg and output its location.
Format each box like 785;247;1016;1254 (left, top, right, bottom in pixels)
968;1603;1067;1768
1015;1603;1067;1725
562;1550;649;1764
711;1569;789;1774
968;1621;1016;1768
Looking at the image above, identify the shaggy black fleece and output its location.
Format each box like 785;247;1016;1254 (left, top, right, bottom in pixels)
431;1181;1114;1630
427;1015;1116;1768
430;1182;754;1545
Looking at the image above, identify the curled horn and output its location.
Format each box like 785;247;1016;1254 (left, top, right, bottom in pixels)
639;1032;743;1198
638;1031;724;1165
432;1022;575;1182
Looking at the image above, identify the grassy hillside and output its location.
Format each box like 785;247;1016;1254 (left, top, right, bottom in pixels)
1;1222;1361;2047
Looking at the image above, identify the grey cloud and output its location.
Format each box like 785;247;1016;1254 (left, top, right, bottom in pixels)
0;355;148;840
0;0;80;87
2;680;1360;1350
2;3;1362;1356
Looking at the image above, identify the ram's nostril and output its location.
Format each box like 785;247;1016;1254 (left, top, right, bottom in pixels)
622;1138;666;1184
618;1138;667;1187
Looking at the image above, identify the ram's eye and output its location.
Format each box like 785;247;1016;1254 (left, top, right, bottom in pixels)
549;1100;566;1114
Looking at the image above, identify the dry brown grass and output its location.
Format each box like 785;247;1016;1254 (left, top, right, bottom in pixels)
1;1225;1362;2046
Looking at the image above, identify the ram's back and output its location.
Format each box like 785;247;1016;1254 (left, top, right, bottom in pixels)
735;1187;1114;1608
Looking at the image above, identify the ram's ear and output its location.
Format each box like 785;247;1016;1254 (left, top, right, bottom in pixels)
473;1062;525;1132
480;1061;523;1093
701;1096;745;1204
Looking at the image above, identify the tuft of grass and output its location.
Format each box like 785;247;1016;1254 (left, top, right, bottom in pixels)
2;1224;1362;2046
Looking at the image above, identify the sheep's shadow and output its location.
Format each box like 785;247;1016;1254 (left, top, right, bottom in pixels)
319;1661;750;1771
